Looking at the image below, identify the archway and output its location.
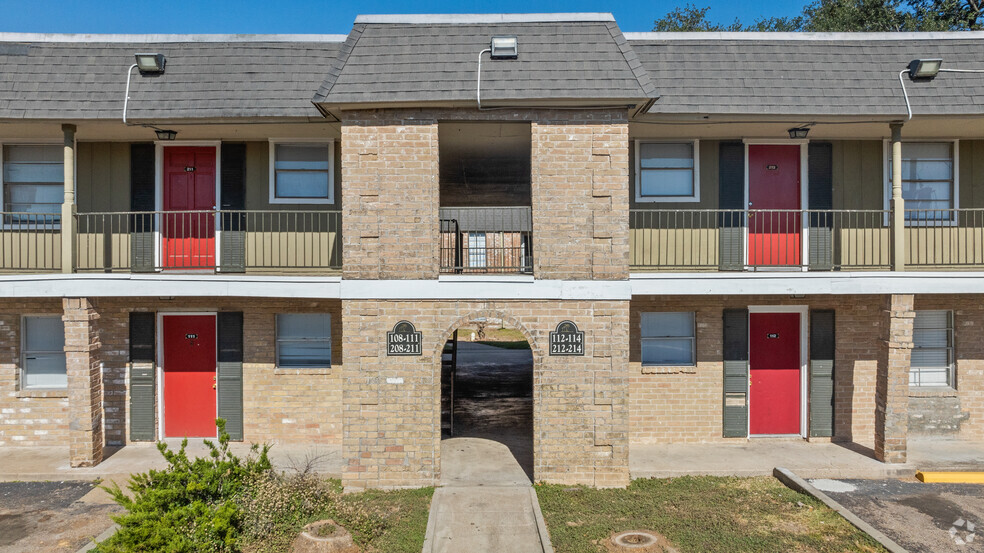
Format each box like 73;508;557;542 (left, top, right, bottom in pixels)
437;311;538;485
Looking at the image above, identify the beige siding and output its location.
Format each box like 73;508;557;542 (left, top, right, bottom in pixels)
0;229;60;271
77;142;130;212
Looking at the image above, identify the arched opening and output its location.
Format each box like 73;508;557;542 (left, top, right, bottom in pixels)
439;313;535;485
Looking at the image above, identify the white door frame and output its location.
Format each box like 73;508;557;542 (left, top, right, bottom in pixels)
156;311;219;439
747;305;809;438
154;141;222;271
743;140;810;271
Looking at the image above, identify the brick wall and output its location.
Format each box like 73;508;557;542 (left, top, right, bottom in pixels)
0;299;69;447
341;108;629;281
341;299;630;489
914;295;984;440
629;295;887;449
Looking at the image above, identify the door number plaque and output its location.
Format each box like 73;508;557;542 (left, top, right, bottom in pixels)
549;320;585;356
387;321;422;356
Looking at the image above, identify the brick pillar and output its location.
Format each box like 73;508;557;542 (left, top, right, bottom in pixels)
64;298;103;467
875;294;913;463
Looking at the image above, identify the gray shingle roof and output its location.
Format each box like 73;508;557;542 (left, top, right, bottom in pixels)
313;18;657;107
0;36;344;120
628;33;984;117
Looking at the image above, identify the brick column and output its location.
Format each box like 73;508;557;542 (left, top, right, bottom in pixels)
64;298;103;467
875;294;913;463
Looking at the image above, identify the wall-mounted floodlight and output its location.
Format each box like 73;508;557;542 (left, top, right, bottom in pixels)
908;58;942;80
787;127;810;139
155;129;177;141
490;35;518;60
134;53;166;74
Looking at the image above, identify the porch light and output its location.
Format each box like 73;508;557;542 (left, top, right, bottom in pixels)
787;127;810;139
908;58;942;80
134;53;166;74
155;129;177;140
490;35;518;60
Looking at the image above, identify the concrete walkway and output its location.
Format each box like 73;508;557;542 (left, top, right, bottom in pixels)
422;437;551;553
631;437;984;480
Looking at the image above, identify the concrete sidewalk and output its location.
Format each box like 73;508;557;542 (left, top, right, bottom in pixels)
422;437;551;553
631;437;984;480
0;441;343;484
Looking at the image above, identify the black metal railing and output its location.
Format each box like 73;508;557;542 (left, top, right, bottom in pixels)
439;206;532;274
0;212;61;272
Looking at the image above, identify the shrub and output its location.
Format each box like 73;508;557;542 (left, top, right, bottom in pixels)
96;419;271;553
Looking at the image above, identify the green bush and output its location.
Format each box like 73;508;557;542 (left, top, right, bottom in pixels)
96;419;271;553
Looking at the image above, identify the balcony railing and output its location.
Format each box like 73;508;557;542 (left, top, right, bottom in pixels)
0;213;61;272
906;208;984;268
75;210;341;273
630;209;892;271
440;206;532;274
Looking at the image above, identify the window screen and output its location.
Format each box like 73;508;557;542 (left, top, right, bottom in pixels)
274;144;332;201
467;232;487;267
3;145;63;220
638;142;696;199
641;312;696;366
22;315;67;389
276;313;331;368
889;142;954;219
911;310;953;387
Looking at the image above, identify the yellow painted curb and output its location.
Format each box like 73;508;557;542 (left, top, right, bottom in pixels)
916;471;984;483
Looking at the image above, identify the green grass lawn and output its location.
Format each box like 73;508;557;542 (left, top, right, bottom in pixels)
343;486;434;553
536;476;886;553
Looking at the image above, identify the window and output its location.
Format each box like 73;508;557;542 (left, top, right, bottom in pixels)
911;310;954;388
21;315;66;389
467;232;487;267
641;312;696;366
2;144;63;221
635;141;699;202
885;141;957;221
270;142;334;204
276;313;331;368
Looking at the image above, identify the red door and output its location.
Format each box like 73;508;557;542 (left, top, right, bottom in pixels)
163;315;217;437
749;312;801;435
748;145;801;266
162;147;215;269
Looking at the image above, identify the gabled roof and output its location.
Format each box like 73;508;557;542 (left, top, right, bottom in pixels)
627;32;984;117
0;34;345;120
312;14;658;110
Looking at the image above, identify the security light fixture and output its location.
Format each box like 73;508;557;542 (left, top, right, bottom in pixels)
134;53;166;74
908;58;942;80
155;129;177;141
490;35;518;60
787;127;810;139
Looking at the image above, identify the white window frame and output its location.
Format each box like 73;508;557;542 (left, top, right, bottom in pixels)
275;313;332;369
640;311;697;367
882;139;959;226
910;310;955;389
1;141;67;229
467;232;487;268
20;314;67;390
268;139;335;205
635;140;700;203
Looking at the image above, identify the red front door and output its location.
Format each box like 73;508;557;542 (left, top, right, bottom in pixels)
162;147;215;269
163;315;217;438
749;312;801;435
748;145;801;266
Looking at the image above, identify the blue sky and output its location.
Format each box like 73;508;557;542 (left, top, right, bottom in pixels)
0;0;808;34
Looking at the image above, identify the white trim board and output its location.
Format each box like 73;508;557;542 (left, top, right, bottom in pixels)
630;271;984;295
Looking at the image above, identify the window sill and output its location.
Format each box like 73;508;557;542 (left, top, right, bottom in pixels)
641;364;697;375
274;367;331;376
16;389;68;398
909;387;958;398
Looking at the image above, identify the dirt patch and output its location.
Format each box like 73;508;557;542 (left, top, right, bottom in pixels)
604;530;679;553
0;481;121;553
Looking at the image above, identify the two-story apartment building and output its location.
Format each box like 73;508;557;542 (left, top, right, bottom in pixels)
1;14;983;489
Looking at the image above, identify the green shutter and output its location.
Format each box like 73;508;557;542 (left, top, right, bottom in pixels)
810;310;835;437
723;308;749;437
718;142;746;270
129;143;156;273
129;312;156;441
219;143;246;273
216;312;244;441
808;143;834;270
